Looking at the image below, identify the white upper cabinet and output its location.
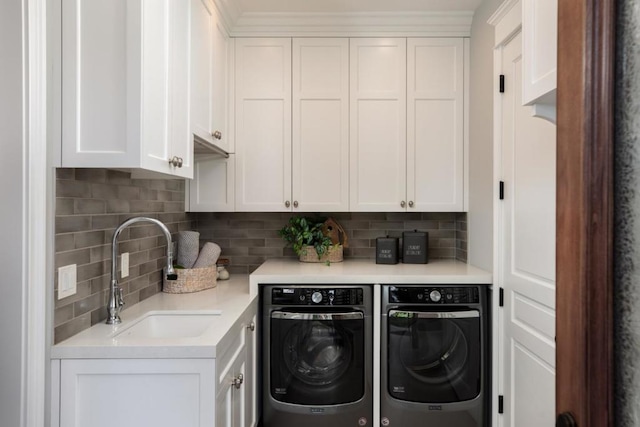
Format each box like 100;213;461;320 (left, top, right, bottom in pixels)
234;38;349;212
234;38;292;212
189;155;235;212
292;38;350;212
522;0;557;121
407;38;465;211
350;37;466;212
191;0;232;153
61;0;193;178
350;38;407;212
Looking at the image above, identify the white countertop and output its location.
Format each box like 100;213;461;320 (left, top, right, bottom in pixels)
51;275;256;360
249;259;492;294
52;260;491;360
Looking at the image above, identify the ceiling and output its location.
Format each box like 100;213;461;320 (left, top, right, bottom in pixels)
237;0;483;14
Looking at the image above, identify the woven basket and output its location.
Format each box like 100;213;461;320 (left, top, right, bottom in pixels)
298;245;343;263
162;266;217;294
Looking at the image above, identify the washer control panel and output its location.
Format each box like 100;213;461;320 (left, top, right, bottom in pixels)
388;286;480;304
272;287;364;305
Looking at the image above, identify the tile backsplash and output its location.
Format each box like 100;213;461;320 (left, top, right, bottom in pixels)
54;169;193;343
194;212;468;274
54;168;468;342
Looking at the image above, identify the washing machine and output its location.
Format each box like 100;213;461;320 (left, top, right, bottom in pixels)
381;284;490;426
262;284;373;427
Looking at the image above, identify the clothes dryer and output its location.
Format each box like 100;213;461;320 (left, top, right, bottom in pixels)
381;285;490;426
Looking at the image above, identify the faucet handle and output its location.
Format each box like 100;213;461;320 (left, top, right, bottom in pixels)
118;287;125;308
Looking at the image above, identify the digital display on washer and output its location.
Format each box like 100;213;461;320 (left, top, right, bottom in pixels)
271;288;364;305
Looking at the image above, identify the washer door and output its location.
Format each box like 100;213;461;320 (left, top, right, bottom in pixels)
270;311;365;405
387;309;481;403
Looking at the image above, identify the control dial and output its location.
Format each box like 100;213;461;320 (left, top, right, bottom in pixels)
429;290;442;303
311;291;323;304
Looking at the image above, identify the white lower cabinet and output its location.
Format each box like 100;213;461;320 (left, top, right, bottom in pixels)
215;347;247;427
59;359;216;427
53;307;258;427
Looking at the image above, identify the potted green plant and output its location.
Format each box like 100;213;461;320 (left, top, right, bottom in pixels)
278;216;343;263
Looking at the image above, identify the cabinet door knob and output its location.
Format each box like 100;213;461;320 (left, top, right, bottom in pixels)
177;157;183;168
408;200;414;208
232;373;244;389
285;201;291;208
293;201;299;208
212;130;222;140
400;201;406;208
247;321;255;332
168;156;180;167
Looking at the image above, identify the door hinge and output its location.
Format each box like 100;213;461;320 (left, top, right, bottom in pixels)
498;395;504;414
499;181;505;200
499;74;505;93
499;288;504;307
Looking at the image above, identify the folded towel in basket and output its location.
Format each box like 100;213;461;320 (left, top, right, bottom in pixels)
193;242;222;268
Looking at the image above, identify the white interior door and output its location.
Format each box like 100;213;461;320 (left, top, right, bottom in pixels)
497;31;557;427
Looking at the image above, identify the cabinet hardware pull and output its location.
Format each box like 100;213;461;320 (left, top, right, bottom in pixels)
168;156;180;167
212;130;222;140
232;373;244;389
408;200;414;208
247;322;255;332
293;201;298;208
177;157;183;168
400;201;406;208
285;201;291;208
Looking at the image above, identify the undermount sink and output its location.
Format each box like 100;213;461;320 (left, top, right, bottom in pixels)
113;311;222;340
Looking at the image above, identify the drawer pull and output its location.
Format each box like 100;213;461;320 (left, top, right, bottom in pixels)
247;322;255;332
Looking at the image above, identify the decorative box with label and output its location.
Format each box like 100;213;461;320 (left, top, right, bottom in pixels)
376;236;399;264
402;230;429;264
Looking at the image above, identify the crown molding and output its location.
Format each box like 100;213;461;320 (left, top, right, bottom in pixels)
211;10;474;37
487;0;520;26
213;0;242;33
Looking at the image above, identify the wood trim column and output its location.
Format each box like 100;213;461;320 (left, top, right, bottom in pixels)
556;0;615;426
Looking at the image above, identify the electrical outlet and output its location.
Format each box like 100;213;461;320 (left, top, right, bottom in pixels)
58;264;77;299
121;252;129;278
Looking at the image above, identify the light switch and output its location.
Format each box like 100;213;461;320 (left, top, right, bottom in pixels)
58;264;77;299
121;252;129;278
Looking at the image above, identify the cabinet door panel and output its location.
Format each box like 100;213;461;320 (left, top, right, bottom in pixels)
190;0;214;142
407;38;464;211
350;38;407;212
522;0;557;105
235;38;292;212
60;359;215;427
212;14;231;151
293;38;349;212
62;0;137;166
237;99;289;209
189;155;235;212
216;347;247;427
141;0;192;178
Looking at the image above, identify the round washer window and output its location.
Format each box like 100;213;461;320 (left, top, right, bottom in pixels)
282;322;353;386
398;320;469;385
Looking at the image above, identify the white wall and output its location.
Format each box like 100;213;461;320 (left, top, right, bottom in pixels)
468;0;503;271
0;0;26;426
